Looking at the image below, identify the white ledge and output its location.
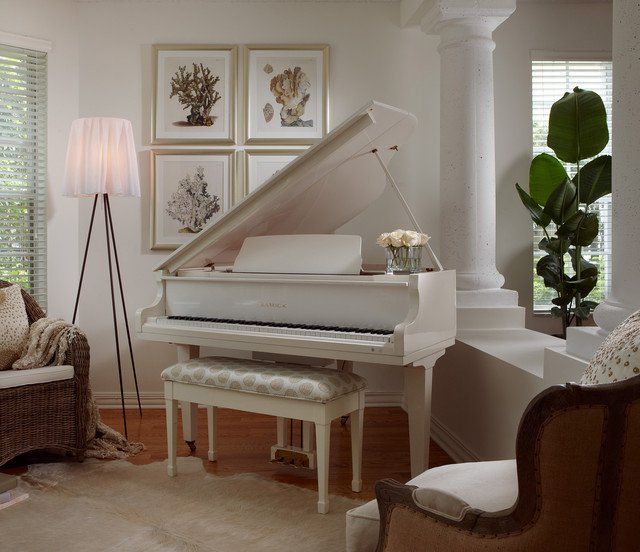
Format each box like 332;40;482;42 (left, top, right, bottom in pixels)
457;328;565;377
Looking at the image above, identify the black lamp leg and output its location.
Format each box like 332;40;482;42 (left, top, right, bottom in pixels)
104;194;143;416
103;194;128;438
72;194;98;324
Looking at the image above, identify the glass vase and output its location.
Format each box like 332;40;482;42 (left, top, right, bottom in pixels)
385;246;423;274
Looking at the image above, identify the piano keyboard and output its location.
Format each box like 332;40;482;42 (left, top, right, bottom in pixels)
157;316;394;344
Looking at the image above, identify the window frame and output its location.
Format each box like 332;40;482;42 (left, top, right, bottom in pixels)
529;51;613;315
0;31;50;308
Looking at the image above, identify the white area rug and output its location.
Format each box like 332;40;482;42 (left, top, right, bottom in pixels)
2;457;364;551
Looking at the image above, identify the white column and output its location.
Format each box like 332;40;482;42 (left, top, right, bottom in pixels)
422;1;516;305
566;1;640;359
593;0;640;332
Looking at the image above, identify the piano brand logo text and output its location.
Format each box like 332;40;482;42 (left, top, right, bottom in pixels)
259;301;287;309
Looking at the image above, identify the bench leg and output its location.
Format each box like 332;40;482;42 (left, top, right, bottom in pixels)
166;398;178;477
207;406;217;462
350;401;364;492
315;422;330;514
181;401;198;452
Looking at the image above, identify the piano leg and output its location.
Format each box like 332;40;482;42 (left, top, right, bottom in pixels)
338;360;354;426
176;344;200;452
404;351;445;478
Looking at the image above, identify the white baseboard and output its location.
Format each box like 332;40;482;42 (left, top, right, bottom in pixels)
93;390;405;409
430;416;479;463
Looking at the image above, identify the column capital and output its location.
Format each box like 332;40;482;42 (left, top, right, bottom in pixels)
419;0;516;36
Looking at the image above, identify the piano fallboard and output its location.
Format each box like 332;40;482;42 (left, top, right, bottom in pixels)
164;272;411;331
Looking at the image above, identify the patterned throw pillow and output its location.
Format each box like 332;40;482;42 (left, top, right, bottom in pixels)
0;284;30;370
580;310;640;385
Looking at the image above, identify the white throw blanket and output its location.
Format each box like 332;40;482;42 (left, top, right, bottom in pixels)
13;317;144;460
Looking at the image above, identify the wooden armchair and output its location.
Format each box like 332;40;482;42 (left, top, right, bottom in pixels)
374;374;640;551
0;281;91;466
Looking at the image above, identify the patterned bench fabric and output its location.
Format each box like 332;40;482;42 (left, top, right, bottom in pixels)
161;357;367;403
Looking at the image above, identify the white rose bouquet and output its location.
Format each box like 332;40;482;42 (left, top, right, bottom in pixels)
377;229;430;274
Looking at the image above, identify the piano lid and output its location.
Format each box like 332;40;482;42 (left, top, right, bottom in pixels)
155;101;417;274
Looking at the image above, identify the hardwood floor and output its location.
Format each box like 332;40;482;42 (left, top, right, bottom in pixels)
4;407;452;501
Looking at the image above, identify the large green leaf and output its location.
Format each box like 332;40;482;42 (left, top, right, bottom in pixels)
536;254;563;287
543;179;577;225
569;248;598;278
575;155;612;205
529;153;569;206
539;237;569;256
558;211;599;246
566;275;598;297
547;87;609;163
516;183;551;227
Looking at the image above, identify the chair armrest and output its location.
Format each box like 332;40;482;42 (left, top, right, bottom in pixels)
63;330;91;448
63;330;90;380
374;480;523;552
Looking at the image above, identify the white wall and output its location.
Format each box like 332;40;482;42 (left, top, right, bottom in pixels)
1;0;80;318
494;2;612;334
72;1;440;401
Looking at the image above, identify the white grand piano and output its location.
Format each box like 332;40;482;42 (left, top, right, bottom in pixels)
137;101;456;477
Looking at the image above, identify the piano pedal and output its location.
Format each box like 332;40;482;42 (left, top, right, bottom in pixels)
270;445;316;470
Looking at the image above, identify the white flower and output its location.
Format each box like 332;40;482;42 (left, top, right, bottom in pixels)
402;230;421;247
419;233;431;245
388;229;405;247
376;232;391;247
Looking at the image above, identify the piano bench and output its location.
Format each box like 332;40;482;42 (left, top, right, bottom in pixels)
161;356;367;514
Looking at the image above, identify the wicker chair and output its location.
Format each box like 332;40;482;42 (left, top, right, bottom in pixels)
0;280;90;466
374;374;640;552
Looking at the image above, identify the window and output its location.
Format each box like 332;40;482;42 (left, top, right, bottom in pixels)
0;43;47;307
531;59;612;312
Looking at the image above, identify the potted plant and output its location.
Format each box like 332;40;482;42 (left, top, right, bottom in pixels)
516;87;611;338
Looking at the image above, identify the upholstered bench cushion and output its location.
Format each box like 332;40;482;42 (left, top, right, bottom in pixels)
0;365;74;390
162;356;366;403
345;459;518;552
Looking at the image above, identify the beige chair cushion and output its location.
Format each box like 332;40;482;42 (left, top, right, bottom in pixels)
345;459;518;552
0;364;74;389
0;284;30;370
581;309;640;385
161;356;366;403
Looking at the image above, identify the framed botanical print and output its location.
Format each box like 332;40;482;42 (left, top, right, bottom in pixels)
150;150;234;250
245;45;329;144
153;45;236;144
243;149;303;195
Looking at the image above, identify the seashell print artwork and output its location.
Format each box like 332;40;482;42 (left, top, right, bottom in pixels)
263;103;274;123
263;63;273;74
269;67;313;127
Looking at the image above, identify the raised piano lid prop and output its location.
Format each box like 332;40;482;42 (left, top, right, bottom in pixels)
138;101;456;477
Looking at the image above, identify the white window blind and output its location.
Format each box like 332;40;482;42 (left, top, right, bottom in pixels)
531;59;612;312
0;43;47;307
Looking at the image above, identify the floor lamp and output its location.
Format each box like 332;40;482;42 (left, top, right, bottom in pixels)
63;117;142;438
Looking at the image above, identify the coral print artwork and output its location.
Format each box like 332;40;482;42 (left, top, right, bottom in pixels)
151;151;233;250
246;46;328;144
165;166;220;233
154;46;236;144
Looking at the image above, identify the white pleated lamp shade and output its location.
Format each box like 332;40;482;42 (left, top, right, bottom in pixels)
63;117;140;197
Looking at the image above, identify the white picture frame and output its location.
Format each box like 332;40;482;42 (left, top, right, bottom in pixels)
243;149;302;195
153;45;236;144
245;45;329;144
151;150;234;250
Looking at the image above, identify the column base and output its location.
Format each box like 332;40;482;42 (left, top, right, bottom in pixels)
593;298;638;332
456;288;519;308
456;289;524;330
